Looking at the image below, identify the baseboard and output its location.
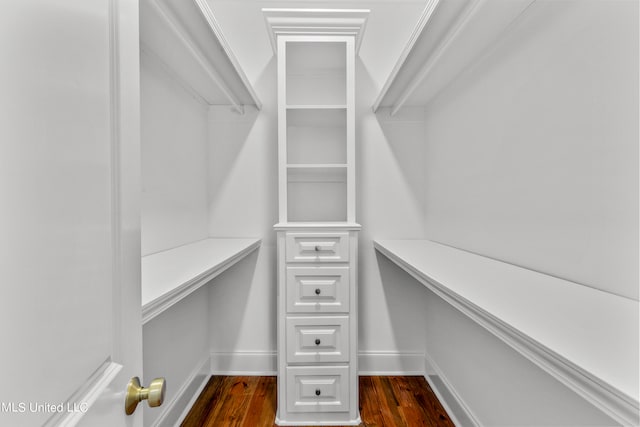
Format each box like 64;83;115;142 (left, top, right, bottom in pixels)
423;352;481;427
358;351;425;375
163;351;475;427
151;355;211;427
210;351;277;375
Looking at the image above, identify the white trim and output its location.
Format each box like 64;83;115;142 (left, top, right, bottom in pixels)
44;360;123;427
374;240;639;426
262;8;370;54
372;0;440;112
207;350;428;376
210;351;278;375
374;0;537;114
193;0;262;110
390;0;485;116
423;353;482;427
151;355;211;427
274;222;361;231
358;351;425;375
274;417;362;426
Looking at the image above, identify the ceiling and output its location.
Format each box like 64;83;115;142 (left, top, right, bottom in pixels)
205;0;428;91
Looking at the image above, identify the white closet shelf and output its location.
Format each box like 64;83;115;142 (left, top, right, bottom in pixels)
142;238;261;324
274;222;361;231
287;164;347;169
374;239;639;426
373;0;535;114
140;0;261;112
286;105;347;110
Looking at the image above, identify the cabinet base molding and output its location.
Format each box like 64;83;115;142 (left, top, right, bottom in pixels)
274;414;362;426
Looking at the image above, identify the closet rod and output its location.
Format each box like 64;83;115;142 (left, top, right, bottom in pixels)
148;0;245;114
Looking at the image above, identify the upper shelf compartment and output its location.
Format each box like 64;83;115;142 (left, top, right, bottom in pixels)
373;0;535;115
140;0;261;113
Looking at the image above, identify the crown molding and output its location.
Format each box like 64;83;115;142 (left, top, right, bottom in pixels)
262;8;369;54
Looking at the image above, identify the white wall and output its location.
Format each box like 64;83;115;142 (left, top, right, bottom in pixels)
421;0;639;300
357;69;429;363
206;59;278;364
140;53;209;256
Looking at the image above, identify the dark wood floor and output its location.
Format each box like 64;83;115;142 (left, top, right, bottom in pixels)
181;376;455;427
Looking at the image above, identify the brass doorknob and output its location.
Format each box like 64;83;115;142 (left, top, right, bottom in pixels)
125;376;166;415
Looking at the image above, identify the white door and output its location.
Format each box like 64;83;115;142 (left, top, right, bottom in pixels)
0;1;144;426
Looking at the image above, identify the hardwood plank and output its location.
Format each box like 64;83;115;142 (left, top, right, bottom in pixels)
180;376;224;427
407;376;454;427
375;376;406;427
359;376;384;427
390;376;432;427
242;376;275;427
182;375;454;427
204;376;258;427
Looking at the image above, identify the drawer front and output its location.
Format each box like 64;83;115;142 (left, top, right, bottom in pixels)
286;266;349;313
286;316;349;363
286;366;349;413
286;232;349;263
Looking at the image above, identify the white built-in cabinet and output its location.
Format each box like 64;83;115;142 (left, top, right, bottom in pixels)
274;36;360;425
267;9;367;424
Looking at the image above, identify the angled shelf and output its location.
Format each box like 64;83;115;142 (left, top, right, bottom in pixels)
374;239;639;427
140;0;261;113
142;238;261;324
373;0;535;114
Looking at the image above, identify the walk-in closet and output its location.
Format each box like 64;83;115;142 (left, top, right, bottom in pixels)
2;0;638;426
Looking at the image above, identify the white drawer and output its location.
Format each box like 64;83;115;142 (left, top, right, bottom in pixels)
286;366;349;413
286;266;349;313
286;316;349;363
286;232;349;263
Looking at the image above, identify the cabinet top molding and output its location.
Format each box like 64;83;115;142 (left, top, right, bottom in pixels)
262;8;370;54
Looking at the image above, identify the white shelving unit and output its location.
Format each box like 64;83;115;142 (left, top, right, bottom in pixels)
142;238;261;324
138;3;263;423
374;239;639;427
139;0;263;313
373;0;535;114
140;0;262;112
266;8;368;426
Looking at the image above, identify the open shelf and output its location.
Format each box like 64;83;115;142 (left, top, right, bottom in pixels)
142;238;261;324
140;0;261;112
374;239;639;426
287;108;346;165
286;105;348;110
373;0;535;114
286;41;347;106
287;165;347;182
287;181;347;222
